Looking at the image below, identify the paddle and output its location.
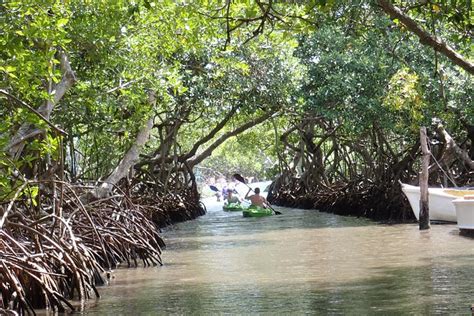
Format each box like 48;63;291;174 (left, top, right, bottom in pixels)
232;173;282;215
210;185;237;194
209;184;223;202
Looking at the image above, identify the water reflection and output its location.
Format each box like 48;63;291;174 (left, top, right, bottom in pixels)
82;199;474;315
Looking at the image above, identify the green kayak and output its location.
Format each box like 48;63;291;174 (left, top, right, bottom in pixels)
242;205;273;217
223;202;246;212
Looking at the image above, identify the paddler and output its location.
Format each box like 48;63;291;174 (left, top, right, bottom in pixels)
245;187;268;208
225;189;241;205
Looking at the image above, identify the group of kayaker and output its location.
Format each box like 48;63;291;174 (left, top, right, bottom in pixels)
224;187;269;208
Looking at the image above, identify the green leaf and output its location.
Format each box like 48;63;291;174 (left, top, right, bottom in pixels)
5;66;16;72
57;18;69;28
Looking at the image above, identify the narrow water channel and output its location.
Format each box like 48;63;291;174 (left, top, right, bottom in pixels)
82;199;474;314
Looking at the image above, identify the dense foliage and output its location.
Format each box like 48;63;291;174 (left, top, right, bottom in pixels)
0;0;472;313
1;0;472;192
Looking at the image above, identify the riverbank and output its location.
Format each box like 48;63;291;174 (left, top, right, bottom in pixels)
1;183;205;315
268;177;416;223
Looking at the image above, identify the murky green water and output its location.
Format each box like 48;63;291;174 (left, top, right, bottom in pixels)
81;199;474;315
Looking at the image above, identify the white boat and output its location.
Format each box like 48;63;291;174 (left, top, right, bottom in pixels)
401;183;474;223
453;197;474;230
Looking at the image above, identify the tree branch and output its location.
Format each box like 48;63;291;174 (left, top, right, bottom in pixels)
187;110;277;167
7;51;76;158
179;106;239;162
0;89;67;137
377;0;474;75
97;92;157;196
437;123;474;170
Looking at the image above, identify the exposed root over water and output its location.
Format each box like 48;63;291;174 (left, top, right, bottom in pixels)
270;177;417;222
0;179;205;315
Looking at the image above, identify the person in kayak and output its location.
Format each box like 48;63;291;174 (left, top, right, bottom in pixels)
225;189;241;204
221;185;228;200
245;187;268;208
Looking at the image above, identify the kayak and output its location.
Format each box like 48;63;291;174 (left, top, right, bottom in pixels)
223;202;246;212
242;205;273;217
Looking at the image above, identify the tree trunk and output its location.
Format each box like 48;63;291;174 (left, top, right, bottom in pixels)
97;115;154;197
419;127;430;230
97;93;156;197
437;123;474;170
7;52;76;158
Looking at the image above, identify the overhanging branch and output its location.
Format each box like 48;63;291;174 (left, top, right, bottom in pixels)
180;106;239;162
377;0;474;75
187;110;278;167
0;89;67;137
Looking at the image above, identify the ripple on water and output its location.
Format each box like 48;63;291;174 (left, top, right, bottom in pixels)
83;201;474;315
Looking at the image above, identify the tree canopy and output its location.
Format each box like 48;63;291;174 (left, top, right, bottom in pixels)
1;0;473;313
1;1;472;192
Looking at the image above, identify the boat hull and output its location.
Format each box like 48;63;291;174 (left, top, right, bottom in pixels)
453;198;474;230
400;183;473;223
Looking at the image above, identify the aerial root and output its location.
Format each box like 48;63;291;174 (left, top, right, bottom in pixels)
0;180;164;314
